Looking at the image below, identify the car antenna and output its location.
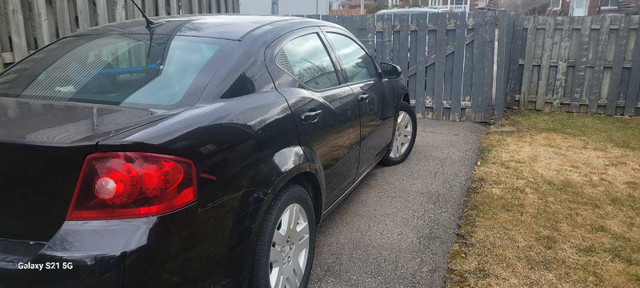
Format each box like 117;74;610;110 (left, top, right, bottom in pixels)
129;0;164;28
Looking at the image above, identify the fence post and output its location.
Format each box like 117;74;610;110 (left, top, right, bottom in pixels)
625;16;640;116
115;0;127;22
414;13;428;117
481;12;495;121
570;16;591;113
470;12;487;121
76;0;90;31
506;15;524;109
520;16;536;110
96;0;109;25
158;0;167;15
382;14;392;63
451;12;466;121
553;17;572;111
606;16;630;116
170;0;179;15
0;43;4;70
495;10;511;122
536;16;554;111
7;0;28;62
433;13;447;120
32;0;53;48
589;15;611;114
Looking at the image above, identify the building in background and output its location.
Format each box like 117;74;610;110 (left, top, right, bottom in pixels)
549;0;639;16
240;0;330;15
424;0;490;12
329;0;377;15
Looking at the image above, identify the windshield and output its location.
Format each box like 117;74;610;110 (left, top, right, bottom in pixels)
0;34;230;109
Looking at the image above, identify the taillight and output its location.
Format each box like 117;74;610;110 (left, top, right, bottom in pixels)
67;152;196;220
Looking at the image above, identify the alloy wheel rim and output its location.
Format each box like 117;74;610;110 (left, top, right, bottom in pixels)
390;111;413;159
269;203;310;288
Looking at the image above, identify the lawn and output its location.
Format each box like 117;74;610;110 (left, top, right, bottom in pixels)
447;111;640;288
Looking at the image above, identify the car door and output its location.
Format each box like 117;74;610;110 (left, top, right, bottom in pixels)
322;29;396;176
265;28;361;206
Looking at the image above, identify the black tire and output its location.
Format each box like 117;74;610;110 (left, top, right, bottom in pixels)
251;183;316;288
381;101;417;166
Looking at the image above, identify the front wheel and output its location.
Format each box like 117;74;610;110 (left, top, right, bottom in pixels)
381;101;417;166
251;184;316;288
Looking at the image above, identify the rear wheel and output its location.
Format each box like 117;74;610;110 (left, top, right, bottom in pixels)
251;184;316;288
381;101;417;166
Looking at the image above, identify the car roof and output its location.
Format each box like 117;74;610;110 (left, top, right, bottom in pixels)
73;15;339;41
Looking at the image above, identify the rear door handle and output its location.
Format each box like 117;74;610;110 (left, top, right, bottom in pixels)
301;110;323;123
358;94;370;102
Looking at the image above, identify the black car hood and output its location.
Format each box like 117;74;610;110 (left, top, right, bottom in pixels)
0;98;173;144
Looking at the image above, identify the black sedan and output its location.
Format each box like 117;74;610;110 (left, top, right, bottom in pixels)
0;15;417;288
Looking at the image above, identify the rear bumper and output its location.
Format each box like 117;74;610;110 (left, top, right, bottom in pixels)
0;252;123;288
0;218;152;288
0;195;258;288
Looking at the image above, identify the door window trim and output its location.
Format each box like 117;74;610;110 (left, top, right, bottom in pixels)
320;28;382;86
274;32;344;93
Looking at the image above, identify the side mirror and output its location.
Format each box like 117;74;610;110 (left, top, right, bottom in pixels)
380;62;402;79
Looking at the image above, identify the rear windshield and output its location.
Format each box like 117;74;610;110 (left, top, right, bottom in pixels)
0;34;231;109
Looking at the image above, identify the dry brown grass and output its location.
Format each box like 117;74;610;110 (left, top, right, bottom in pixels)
447;112;640;288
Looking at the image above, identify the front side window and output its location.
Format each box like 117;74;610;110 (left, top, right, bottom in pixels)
326;33;378;84
277;33;340;91
0;34;227;108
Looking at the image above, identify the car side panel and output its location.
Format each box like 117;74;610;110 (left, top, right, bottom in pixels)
97;85;310;287
264;27;362;209
320;27;397;176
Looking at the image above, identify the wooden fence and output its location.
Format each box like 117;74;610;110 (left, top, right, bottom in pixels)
303;12;497;121
500;14;640;117
0;0;238;69
309;12;640;120
2;8;639;121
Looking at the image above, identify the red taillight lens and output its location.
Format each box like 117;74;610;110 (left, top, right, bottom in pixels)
67;153;196;220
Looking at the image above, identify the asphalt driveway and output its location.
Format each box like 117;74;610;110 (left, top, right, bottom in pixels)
309;119;485;288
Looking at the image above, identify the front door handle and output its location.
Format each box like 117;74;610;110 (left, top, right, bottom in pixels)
358;94;370;103
301;110;323;123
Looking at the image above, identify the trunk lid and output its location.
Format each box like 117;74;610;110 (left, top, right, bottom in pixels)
0;98;169;241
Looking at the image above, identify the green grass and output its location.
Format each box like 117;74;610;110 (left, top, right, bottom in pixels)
505;112;640;151
447;111;640;288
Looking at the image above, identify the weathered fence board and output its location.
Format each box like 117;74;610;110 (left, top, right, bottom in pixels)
627;26;640;116
536;17;554;111
512;14;640;116
495;11;515;121
0;0;237;68
433;13;447;120
607;16;630;115
415;13;428;116
7;0;28;62
520;16;537;109
451;12;466;120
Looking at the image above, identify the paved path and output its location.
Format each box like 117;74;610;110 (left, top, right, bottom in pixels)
309;119;485;288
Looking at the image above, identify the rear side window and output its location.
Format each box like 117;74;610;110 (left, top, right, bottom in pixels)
326;32;378;83
0;34;227;108
277;33;340;91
